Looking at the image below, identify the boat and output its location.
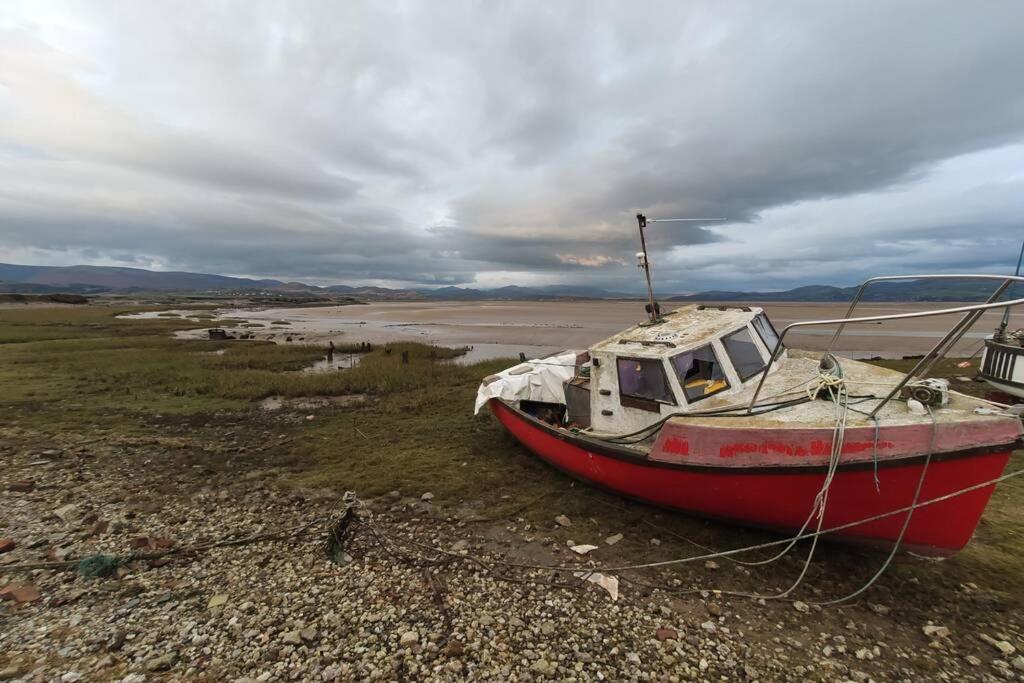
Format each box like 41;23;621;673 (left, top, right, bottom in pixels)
475;215;1024;556
979;241;1024;398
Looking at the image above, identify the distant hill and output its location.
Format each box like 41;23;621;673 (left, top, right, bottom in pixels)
0;262;1016;301
0;262;634;300
0;263;283;293
669;280;1019;303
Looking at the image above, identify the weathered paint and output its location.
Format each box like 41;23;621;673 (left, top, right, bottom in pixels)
650;419;1021;468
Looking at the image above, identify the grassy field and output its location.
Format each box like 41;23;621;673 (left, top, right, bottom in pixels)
1;303;1022;608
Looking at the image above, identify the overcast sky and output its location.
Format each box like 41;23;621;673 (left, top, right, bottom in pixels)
2;1;1023;293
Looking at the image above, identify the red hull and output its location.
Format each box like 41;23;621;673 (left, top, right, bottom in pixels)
490;401;1012;556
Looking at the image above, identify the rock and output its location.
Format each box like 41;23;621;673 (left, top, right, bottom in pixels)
793;601;810;613
53;503;80;524
626;652;641;664
208;593;229;608
706;602;723;617
300;627;318;642
868;603;890;615
420;492;434;501
8;480;34;493
981;634;1016;655
922;624;949;639
399;631;419;646
554;515;571;527
531;659;556;675
0;666;24;680
605;533;623;545
282;631;302;645
704;560;719;570
0;539;14;554
540;621;555;635
61;673;82;683
655;627;678;641
145;652;178;672
649;538;661;546
1011;655;1024;672
479;614;495;627
451;539;469;552
700;620;717;633
0;583;40;603
855;647;873;660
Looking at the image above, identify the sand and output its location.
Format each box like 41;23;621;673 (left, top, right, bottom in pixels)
188;300;1021;360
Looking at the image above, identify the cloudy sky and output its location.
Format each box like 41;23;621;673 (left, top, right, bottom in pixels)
2;1;1023;293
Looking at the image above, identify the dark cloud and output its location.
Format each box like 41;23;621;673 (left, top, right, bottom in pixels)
1;2;1023;290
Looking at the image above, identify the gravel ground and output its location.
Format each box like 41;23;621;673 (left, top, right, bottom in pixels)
2;422;1023;682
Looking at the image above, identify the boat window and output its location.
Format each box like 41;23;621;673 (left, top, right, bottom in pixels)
616;357;675;405
671;345;730;402
723;327;767;381
752;313;782;354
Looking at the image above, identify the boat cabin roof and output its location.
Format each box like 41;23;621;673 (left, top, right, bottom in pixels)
590;304;763;358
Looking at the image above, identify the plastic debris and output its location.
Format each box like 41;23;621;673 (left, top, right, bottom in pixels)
575;571;619;601
570;544;598;555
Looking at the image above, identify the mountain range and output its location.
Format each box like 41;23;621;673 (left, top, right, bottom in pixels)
0;262;1015;302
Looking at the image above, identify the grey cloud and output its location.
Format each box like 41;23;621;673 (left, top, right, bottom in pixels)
1;2;1023;290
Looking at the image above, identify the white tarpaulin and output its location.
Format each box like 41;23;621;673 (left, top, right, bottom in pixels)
474;351;580;415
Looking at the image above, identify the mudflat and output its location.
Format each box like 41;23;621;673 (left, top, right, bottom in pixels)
223;300;1020;359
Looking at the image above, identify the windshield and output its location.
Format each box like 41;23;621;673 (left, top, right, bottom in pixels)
722;326;767;381
671;344;730;403
616;357;674;404
752;313;781;353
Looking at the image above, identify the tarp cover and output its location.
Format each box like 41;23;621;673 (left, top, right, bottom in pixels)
474;351;579;415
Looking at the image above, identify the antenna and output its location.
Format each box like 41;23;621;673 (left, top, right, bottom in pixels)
634;214;725;323
996;239;1024;340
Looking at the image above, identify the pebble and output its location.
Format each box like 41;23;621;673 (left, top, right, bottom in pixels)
2;421;1015;682
145;652;178;672
554;515;571;527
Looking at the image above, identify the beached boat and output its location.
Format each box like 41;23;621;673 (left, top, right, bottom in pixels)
979;336;1024;399
978;242;1024;399
475;217;1024;556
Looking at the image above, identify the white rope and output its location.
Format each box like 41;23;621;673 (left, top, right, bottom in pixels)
445;466;1024;575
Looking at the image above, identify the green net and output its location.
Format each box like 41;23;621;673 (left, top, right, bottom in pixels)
77;554;122;579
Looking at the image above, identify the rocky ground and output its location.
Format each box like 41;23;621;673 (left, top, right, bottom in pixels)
2;420;1023;682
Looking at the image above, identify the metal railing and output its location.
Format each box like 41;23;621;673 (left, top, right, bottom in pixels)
747;274;1024;415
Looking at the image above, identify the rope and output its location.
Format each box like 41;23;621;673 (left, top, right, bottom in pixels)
811;406;936;605
397;467;1023;576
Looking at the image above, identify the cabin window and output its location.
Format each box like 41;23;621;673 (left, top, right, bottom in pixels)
616;357;675;408
752;313;781;354
723;327;767;381
671;345;730;402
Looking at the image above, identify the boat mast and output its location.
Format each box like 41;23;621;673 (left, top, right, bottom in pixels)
996;239;1024;341
635;213;659;322
634;214;725;323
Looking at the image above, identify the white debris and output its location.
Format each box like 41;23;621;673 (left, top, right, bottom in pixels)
575;571;619;601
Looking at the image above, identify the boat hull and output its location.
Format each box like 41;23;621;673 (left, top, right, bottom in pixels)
490;400;1013;556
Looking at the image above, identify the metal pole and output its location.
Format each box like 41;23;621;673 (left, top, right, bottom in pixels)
636;213;658;322
996;239;1024;341
744;273;1024;412
868;279;1013;417
916;278;1012;378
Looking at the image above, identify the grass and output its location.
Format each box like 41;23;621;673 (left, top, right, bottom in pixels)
1;303;1022;606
